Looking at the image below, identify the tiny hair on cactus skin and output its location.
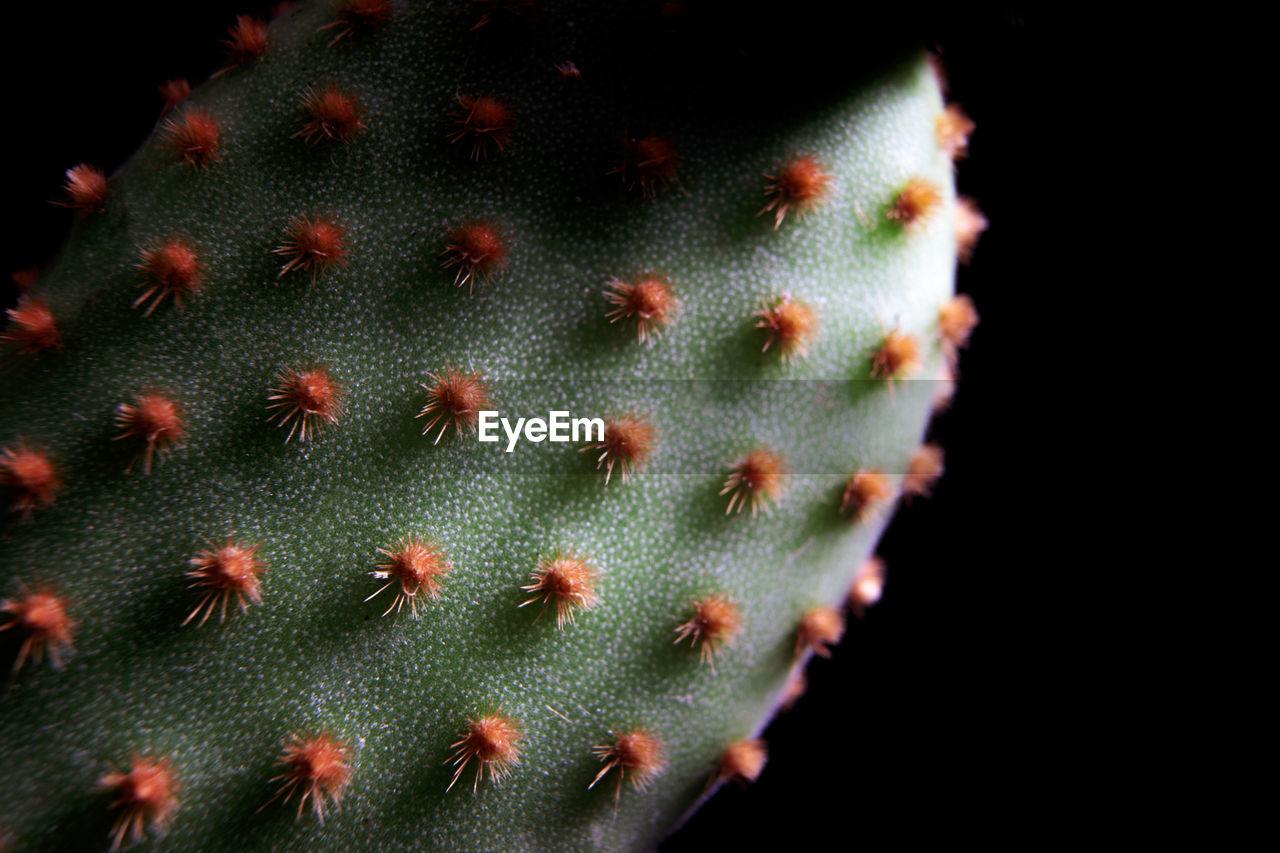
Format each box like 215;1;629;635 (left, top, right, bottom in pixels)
183;539;266;626
115;393;187;474
274;214;348;283
293;84;366;144
267;365;345;443
937;103;975;162
886;177;942;229
780;670;807;712
869;329;921;381
268;733;352;822
955;197;988;264
590;729;665;802
755;295;817;360
161;107;221;168
554;60;581;79
903;444;945;500
0;444;62;515
99;754;179;852
611;135;680;197
446;713;522;792
416;366;494;444
519;550;600;628
760;154;832;229
450;94;514;161
136;238;204;316
582;414;655;485
320;0;393;46
715;738;767;786
721;447;787;516
840;469;892;521
2;296;61;354
604;275;677;344
674;593;742;667
54;164;107;212
938;293;980;359
441;220;507;292
796;605;845;658
214;15;269;76
848;556;886;618
158;79;191;116
366;535;451;617
0;582;75;673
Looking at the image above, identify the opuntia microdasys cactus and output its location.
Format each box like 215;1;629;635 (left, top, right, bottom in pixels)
0;1;986;850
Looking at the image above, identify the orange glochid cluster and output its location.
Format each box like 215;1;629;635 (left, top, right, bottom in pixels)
366;535;451;617
450;94;514;160
417;366;494;444
99;754;180;852
0;582;75;673
605;275;676;344
869;329;921;382
220;15;269;70
183;539;266;626
267;365;345;443
136;238;204;316
756;295;817;360
795;605;845;658
56;164;107;212
162;108;222;167
115;393;187;474
674;593;742;666
887;177;942;228
0;444;62;514
274;214;348;283
2;297;61;353
584;414;656;485
320;0;393;46
442;220;507;291
721;447;787;516
294;84;365;143
716;738;767;785
270;733;353;822
590;729;665;801
761;154;832;229
611;135;680;196
520;550;599;627
903;444;945;499
839;469;893;521
447;713;523;792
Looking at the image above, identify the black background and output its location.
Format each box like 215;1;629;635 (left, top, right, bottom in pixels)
2;1;1048;847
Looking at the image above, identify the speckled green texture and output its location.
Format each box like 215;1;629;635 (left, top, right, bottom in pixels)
0;1;954;850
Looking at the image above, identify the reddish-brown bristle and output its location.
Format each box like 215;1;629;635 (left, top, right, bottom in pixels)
937;103;975;162
584;415;655;485
903;444;945;500
611;135;680;197
267;365;345;443
761;155;832;229
135;238;204;316
183;539;266;626
869;329;921;381
294;84;365;144
158;79;192;116
840;469;892;520
674;593;742;666
933;362;956;414
162;108;222;168
716;738;767;786
590;729;665;801
447;713;522;792
274;215;348;283
100;754;179;851
442;221;507;292
554;60;581;79
938;294;980;357
0;444;62;515
222;15;269;67
0;583;75;673
270;733;352;822
520;551;599;627
954;197;988;264
721;447;787;516
2;297;61;354
755;295;817;360
115;393;187;474
320;0;393;45
416;366;494;444
471;0;536;31
604;275;676;344
55;164;107;212
887;177;942;228
450;94;514;161
366;535;451;618
848;556;886;617
796;606;844;658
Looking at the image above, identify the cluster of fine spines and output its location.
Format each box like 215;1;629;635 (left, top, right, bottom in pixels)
0;5;985;848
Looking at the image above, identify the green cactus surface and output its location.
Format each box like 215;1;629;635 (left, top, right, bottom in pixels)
0;1;977;850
